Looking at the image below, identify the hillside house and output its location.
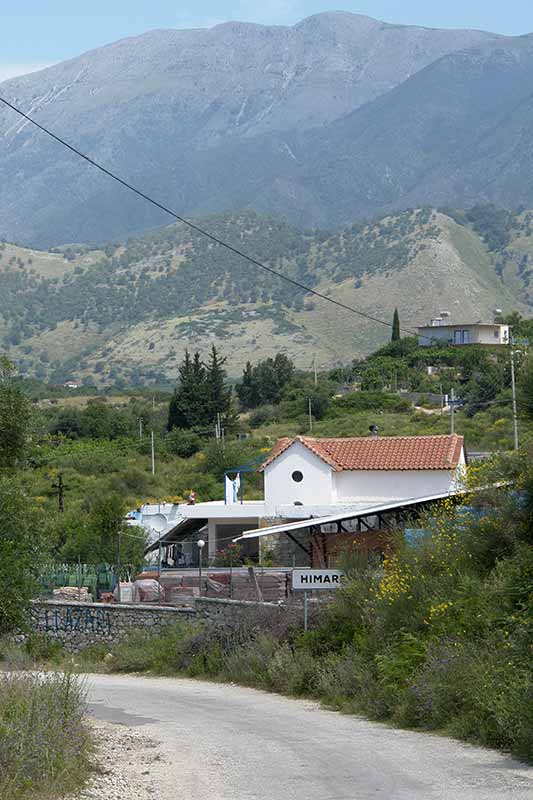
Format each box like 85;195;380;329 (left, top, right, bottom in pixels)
418;320;509;347
139;434;466;563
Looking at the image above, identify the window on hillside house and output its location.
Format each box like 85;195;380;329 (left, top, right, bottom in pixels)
454;330;470;345
292;470;303;483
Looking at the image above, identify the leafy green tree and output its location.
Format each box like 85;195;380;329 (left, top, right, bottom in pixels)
236;353;295;409
361;366;385;392
0;478;43;634
56;494;146;567
166;428;203;458
49;407;84;439
463;363;504;417
518;355;533;420
0;356;32;469
308;385;332;420
391;308;400;341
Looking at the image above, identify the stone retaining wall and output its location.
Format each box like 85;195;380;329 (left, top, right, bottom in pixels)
194;596;283;628
28;597;283;652
29;600;194;653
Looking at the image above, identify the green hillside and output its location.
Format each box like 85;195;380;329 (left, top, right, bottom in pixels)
1;206;531;385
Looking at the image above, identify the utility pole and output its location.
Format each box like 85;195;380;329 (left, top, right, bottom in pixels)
138;417;143;441
308;398;313;432
510;343;519;451
51;473;66;513
151;396;156;474
116;530;122;604
450;388;455;435
313;354;318;387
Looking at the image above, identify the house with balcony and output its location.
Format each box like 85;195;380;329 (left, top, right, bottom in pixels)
418;318;509;347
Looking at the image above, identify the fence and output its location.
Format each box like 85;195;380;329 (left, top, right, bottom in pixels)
37;563;293;604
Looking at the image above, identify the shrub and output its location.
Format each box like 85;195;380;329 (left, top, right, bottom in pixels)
329;392;410;415
24;633;63;663
405;638;533;759
0;672;91;800
107;623;191;674
166;428;203;458
249;404;277;428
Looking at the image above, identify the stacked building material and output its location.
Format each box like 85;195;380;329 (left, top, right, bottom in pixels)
53;586;92;602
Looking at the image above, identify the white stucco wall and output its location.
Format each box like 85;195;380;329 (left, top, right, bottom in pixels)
333;449;466;503
333;469;453;503
264;442;466;512
419;324;509;347
264;441;333;514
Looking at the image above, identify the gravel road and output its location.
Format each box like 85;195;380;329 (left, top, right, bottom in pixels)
83;673;531;800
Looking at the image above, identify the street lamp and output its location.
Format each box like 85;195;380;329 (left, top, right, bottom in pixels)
197;539;206;596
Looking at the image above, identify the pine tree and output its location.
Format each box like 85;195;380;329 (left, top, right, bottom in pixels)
391;308;400;341
167;350;209;430
205;345;231;422
236;361;257;410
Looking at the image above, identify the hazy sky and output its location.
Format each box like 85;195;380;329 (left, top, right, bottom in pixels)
2;1;533;81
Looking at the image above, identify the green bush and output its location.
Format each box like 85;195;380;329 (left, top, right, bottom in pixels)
249;404;277;428
0;672;91;800
107;623;191;674
166;428;203;458
24;633;63;663
329;392;411;415
405;638;533;759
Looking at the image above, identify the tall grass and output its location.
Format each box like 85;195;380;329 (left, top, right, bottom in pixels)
0;672;91;800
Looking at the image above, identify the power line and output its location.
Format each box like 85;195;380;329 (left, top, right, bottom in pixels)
0;94;426;340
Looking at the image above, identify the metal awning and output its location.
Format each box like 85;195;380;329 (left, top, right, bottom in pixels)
233;490;465;542
145;517;208;553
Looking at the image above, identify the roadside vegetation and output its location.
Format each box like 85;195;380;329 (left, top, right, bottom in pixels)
0;670;91;800
1;321;533;772
19;453;531;764
0;357;92;800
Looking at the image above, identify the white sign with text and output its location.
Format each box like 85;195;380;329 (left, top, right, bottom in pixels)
292;569;344;591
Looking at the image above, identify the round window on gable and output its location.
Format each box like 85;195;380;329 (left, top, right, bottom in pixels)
292;470;304;483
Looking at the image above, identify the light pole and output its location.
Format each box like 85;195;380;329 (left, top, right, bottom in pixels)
197;539;205;596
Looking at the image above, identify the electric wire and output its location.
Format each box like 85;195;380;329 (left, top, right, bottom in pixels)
0;94;430;341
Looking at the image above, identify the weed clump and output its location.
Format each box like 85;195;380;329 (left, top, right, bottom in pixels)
0;672;91;800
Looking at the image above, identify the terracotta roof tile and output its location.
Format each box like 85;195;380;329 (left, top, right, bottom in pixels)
260;434;464;472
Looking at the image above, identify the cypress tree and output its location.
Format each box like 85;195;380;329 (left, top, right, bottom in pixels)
392;308;400;341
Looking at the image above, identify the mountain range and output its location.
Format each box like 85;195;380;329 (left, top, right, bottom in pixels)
1;206;531;383
1;11;528;246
